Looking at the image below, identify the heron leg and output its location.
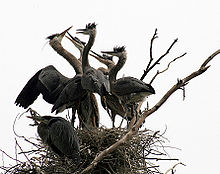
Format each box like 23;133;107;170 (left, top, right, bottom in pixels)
71;107;77;127
119;117;124;128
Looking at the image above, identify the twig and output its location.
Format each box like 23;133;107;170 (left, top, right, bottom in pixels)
140;33;178;81
164;162;186;174
80;49;220;174
150;53;187;84
140;29;158;81
148;29;158;71
145;158;179;161
15;138;31;165
0;149;23;164
13;109;40;148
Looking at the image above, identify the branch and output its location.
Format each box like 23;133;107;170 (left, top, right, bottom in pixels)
150;52;187;84
147;29;158;72
164;162;186;174
140;31;178;81
80;49;220;174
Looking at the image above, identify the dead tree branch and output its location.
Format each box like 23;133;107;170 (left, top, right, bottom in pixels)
80;49;220;174
150;52;187;84
140;29;178;81
164;162;186;174
145;29;158;73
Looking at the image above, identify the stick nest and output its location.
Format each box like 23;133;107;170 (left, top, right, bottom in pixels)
1;125;170;174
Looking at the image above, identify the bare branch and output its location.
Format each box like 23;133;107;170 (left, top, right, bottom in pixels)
147;29;158;71
0;149;23;164
80;49;220;174
150;52;187;84
140;34;178;81
164;162;186;174
13;109;41;148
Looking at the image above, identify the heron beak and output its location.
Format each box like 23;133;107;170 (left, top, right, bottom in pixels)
27;115;44;122
101;51;116;56
76;28;86;34
46;26;72;41
90;50;104;59
66;32;82;45
58;26;73;39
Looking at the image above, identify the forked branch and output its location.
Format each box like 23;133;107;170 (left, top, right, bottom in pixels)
150;52;187;84
80;49;220;174
140;29;178;81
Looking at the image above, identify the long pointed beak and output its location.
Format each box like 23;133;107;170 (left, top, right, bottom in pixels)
46;26;72;40
76;28;86;34
90;50;104;59
27;115;44;122
67;31;78;42
66;32;83;45
101;51;116;56
58;26;73;38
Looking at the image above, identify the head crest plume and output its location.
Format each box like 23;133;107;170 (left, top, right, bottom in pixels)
46;34;58;40
86;23;97;29
113;46;126;52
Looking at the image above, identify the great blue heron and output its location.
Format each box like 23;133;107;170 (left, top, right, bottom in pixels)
28;115;81;163
16;27;100;128
65;34;132;127
48;27;100;128
102;46;155;120
15;27;73;109
76;23;110;96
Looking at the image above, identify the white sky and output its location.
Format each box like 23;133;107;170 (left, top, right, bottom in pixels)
1;0;220;173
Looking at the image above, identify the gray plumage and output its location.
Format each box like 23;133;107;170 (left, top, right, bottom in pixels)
77;23;110;96
15;65;70;109
102;46;155;107
51;74;87;114
36;116;80;162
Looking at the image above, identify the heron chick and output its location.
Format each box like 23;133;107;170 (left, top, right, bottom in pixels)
76;23;110;96
28;115;81;163
102;46;155;121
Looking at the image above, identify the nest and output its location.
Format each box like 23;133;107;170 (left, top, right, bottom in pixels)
0;125;173;174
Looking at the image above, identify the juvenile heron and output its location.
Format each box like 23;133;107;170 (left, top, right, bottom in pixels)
15;27;73;109
66;34;133;127
28;115;81;163
16;27;100;128
48;27;100;128
76;23;110;96
102;46;155;120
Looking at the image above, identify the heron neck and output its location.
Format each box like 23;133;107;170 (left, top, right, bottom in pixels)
82;32;96;72
49;40;83;74
109;53;127;85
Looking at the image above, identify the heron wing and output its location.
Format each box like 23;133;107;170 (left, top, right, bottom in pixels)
113;77;155;96
51;75;86;113
15;69;42;108
48;117;80;159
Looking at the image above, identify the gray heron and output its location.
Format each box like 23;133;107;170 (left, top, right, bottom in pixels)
28;115;81;163
76;23;110;96
102;46;155;121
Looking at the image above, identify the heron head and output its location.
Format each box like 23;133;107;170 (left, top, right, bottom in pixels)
76;23;97;35
46;26;72;42
101;46;126;57
27;115;52;125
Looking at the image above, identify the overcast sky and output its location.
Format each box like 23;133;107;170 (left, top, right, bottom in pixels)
1;0;220;173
